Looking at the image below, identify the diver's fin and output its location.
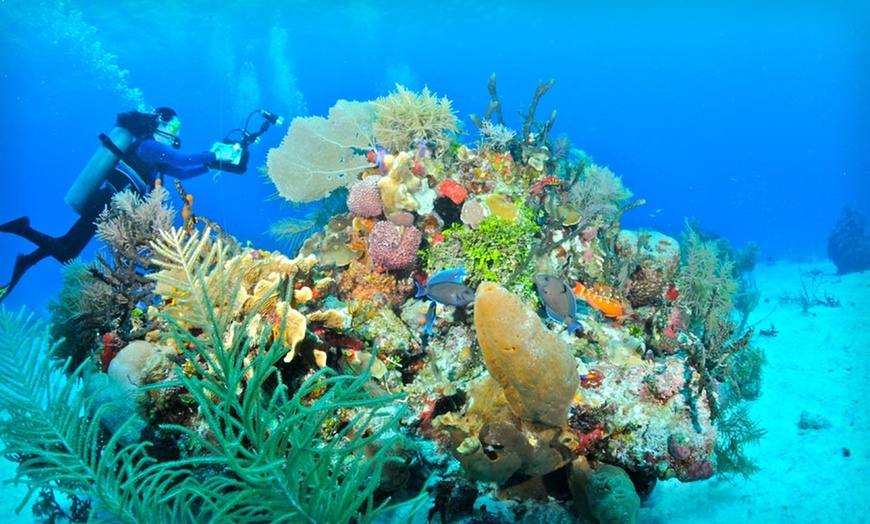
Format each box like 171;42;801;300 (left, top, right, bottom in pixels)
0;216;30;235
0;284;9;303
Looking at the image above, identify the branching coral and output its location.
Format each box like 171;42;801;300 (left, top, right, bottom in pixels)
96;185;175;260
477;120;517;153
373;84;458;152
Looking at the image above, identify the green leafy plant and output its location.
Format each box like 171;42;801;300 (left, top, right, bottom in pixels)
430;211;539;296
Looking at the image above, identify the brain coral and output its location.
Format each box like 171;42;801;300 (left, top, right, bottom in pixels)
368;220;422;270
347;176;384;218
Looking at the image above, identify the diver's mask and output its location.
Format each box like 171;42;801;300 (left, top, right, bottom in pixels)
155;117;182;149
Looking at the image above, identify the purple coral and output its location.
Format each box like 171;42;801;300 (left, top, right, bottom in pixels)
368;220;422;270
347;176;383;218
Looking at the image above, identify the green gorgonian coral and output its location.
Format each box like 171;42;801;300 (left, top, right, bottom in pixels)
675;223;738;338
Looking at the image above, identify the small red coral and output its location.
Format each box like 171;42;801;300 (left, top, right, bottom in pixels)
438;178;468;205
100;332;123;372
683;460;714;481
575;424;605;454
667;434;692;461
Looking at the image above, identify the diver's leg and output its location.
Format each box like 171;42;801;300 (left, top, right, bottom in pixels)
52;215;100;263
49;187;113;263
0;248;50;302
0;213;99;301
11;221;57;249
11;187;111;263
0;188;112;301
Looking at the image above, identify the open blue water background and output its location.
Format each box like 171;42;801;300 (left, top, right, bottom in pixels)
1;0;868;316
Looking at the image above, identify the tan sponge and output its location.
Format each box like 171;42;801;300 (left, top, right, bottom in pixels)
473;281;580;426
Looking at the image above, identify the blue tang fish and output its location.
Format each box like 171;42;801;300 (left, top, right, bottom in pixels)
416;267;474;335
535;274;582;335
426;266;468;287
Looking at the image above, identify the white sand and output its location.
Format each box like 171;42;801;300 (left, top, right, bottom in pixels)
641;260;870;523
1;260;867;523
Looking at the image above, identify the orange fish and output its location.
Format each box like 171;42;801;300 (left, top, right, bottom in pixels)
573;282;625;318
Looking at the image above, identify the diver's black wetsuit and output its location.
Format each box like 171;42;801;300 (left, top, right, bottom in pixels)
0;137;216;301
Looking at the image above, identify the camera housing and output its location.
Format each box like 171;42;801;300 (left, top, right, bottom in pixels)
209;140;249;174
208;109;282;175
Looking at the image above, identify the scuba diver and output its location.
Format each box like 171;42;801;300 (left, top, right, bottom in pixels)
0;107;240;301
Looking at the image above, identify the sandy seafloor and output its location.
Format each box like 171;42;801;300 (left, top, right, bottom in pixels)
0;259;867;523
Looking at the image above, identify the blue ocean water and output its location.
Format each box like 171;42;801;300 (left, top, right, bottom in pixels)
1;1;868;314
0;1;868;521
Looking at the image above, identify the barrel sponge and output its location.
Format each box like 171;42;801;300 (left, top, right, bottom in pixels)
569;456;640;524
473;282;580;427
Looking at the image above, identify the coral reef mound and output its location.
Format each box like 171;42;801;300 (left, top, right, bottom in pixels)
827;207;870;274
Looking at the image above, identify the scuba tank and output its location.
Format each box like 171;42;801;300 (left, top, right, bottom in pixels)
64;111;158;215
65;126;133;215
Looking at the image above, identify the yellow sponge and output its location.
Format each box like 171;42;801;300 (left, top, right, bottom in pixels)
473;282;579;427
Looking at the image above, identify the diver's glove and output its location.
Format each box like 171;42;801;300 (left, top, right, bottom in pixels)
211;142;241;164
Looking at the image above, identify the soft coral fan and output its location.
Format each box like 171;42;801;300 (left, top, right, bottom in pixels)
567;163;632;221
96;185;175;260
267;100;376;203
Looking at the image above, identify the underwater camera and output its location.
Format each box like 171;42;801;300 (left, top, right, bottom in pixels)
209;109;284;174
